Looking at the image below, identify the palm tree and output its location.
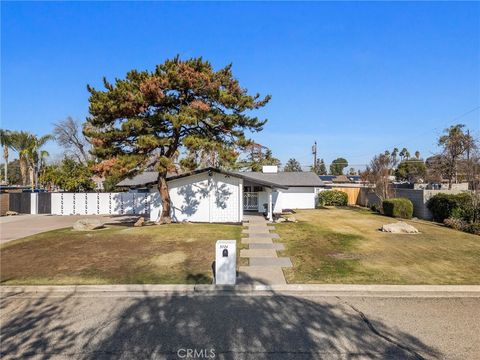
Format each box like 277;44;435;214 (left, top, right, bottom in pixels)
10;131;32;185
0;129;13;184
10;132;52;187
25;134;53;189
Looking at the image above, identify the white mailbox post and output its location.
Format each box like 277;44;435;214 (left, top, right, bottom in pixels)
215;240;236;285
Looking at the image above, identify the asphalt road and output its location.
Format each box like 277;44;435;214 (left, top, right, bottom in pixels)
1;290;479;359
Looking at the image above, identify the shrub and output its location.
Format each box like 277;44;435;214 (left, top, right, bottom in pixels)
444;218;480;236
382;198;413;219
426;193;475;223
443;217;466;231
317;190;348;207
464;222;480;236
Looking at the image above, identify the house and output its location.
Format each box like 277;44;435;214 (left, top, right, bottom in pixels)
318;175;362;184
117;166;323;223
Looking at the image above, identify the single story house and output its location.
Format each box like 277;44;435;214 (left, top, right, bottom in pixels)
117;166;323;223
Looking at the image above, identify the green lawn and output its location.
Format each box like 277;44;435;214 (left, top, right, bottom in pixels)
0;223;241;285
276;208;480;284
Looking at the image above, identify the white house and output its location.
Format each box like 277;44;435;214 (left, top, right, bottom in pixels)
117;166;323;223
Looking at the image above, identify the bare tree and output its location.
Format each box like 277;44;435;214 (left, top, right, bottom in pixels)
362;150;398;201
53;117;90;164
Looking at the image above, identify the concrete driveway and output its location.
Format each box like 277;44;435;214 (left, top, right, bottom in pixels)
0;214;137;244
0;288;479;359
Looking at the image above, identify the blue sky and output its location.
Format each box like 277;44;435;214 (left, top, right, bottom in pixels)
2;1;479;170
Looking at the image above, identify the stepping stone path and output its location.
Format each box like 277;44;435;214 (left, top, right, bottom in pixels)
238;214;292;285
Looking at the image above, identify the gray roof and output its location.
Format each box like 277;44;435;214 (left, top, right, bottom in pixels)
117;172;158;187
116;167;323;188
236;171;323;187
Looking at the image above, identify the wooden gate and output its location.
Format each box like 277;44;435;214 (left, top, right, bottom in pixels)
9;193;31;214
38;192;52;214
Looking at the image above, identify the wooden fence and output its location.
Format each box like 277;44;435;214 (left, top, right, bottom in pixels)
331;187;361;206
0;193;9;216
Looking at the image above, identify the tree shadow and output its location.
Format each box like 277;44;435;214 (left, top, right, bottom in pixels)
213;183;232;210
0;293;79;359
176;184;208;217
1;277;442;359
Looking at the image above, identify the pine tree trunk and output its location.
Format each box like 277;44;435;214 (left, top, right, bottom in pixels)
157;172;172;224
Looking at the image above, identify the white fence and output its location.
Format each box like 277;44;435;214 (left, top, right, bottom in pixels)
51;192;151;216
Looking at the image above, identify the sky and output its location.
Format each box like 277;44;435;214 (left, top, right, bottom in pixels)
2;1;479;171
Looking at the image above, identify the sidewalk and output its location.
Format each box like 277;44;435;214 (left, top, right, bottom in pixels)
2;284;480;297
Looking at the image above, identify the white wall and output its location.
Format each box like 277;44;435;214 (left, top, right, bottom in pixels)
274;187;316;210
149;172;242;223
51;192;150;215
30;193;38;214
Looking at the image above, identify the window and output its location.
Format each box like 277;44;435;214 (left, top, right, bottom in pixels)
253;186;264;192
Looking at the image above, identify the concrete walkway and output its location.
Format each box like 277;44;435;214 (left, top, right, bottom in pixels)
239;214;292;285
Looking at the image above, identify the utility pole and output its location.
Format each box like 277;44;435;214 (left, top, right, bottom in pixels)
466;130;471;189
312;141;317;170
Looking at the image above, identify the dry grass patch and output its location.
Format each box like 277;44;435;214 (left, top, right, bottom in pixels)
1;223;241;285
275;208;480;284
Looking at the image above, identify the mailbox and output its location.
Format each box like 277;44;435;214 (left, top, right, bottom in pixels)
215;240;236;285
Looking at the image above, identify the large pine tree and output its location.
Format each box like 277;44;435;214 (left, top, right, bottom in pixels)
284;158;302;172
85;57;270;223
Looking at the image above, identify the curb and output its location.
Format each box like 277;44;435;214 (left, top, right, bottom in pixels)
2;284;480;296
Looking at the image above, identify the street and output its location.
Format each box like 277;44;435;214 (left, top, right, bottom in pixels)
1;289;479;359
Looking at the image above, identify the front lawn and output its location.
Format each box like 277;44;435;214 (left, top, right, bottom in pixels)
0;223;241;285
276;208;480;284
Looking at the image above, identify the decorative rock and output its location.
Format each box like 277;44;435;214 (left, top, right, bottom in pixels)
274;217;286;223
133;217;145;227
381;222;419;234
286;216;297;223
5;211;18;216
73;218;104;231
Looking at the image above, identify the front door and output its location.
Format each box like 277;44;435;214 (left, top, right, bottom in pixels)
243;192;258;211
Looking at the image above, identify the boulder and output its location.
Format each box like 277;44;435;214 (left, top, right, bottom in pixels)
275;217;286;223
381;222;419;234
73;218;104;231
5;211;18;216
286;216;297;223
133;217;145;227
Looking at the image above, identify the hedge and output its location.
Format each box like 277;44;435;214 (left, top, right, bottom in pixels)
382;198;413;219
426;193;472;223
317;190;348;207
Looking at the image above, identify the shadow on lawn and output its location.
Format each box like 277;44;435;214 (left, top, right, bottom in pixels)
1;276;441;359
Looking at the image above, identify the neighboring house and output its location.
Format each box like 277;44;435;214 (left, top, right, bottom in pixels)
117;166;323;223
319;175;362;184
